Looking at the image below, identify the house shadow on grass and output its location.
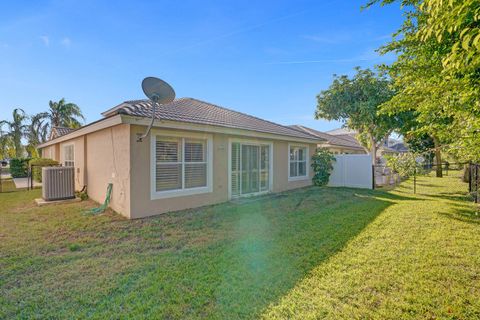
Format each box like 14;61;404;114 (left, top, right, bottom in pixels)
99;186;414;319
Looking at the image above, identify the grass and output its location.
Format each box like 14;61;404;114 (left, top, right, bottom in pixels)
1;171;479;319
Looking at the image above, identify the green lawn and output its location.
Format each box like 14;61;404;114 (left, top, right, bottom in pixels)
1;172;479;319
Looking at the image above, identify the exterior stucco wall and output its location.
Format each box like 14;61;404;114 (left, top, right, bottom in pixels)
40;123;317;219
272;140;316;192
86;125;131;218
40;124;131;218
129;125;229;219
42;145;58;161
59;136;86;190
129;125;316;219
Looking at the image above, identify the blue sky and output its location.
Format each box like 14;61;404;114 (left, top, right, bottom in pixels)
0;0;403;131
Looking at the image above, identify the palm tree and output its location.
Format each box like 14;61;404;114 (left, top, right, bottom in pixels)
47;98;85;129
0;122;10;159
25;112;50;157
0;109;28;158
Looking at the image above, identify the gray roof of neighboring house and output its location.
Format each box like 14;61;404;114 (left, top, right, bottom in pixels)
289;125;365;150
325;127;357;136
50;126;75;140
103;98;321;141
389;142;409;152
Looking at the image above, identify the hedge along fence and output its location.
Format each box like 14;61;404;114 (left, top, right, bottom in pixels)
29;158;59;182
10;158;31;178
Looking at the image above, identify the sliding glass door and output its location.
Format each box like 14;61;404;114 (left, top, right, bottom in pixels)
231;142;270;197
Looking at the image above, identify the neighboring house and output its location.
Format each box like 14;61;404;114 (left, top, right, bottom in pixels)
38;98;322;219
326;128;401;157
49;126;75;140
289;125;366;154
389;141;409;153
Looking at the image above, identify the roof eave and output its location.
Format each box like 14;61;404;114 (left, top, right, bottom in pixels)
121;115;321;144
101;102;132;117
38;115;123;148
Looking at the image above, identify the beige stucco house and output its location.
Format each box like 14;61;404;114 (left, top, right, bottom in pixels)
38;98;323;219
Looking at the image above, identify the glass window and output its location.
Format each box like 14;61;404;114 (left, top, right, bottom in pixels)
63;145;74;167
155;137;207;192
289;146;308;178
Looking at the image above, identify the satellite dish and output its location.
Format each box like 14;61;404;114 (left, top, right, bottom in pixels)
141;77;175;104
137;77;175;142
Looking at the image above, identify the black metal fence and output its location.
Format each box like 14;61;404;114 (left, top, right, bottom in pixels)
27;164;63;191
0;164;62;193
468;163;480;203
373;161;479;203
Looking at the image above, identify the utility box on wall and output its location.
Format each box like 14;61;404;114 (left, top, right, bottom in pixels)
42;167;75;201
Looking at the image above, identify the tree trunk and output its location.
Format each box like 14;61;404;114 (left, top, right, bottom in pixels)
370;141;377;165
433;136;442;178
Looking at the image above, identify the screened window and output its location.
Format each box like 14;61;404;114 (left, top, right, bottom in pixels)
289;145;307;179
63;144;74;167
155;137;207;192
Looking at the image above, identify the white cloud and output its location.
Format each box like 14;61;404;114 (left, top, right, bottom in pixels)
40;35;49;47
61;37;71;47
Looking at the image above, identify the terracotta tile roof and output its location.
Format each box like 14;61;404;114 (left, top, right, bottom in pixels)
104;98;321;141
49;126;75;140
289;125;365;150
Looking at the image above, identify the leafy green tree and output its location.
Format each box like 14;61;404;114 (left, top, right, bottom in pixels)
404;132;434;165
315;67;400;164
366;0;480;163
0;109;28;158
47;98;84;128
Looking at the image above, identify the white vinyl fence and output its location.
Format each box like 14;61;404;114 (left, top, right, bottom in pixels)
328;154;373;189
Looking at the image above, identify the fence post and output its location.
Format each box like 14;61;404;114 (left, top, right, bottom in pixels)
413;167;416;194
469;161;472;193
476;164;479;204
372;165;375;190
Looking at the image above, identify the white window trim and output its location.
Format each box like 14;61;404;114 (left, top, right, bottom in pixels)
150;130;213;200
288;143;310;182
61;142;75;167
227;138;274;200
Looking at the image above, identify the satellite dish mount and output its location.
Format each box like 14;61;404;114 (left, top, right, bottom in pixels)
137;77;175;142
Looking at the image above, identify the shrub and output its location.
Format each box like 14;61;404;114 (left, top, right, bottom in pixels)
75;190;88;201
385;153;421;178
311;148;336;186
29;158;59;182
10;158;30;178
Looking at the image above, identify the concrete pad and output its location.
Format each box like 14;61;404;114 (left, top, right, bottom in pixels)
35;197;81;206
13;177;41;189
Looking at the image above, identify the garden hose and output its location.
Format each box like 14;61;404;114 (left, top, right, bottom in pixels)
86;183;112;215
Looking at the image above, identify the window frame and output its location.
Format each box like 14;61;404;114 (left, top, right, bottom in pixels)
61;143;75;167
150;130;213;200
288;144;309;181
